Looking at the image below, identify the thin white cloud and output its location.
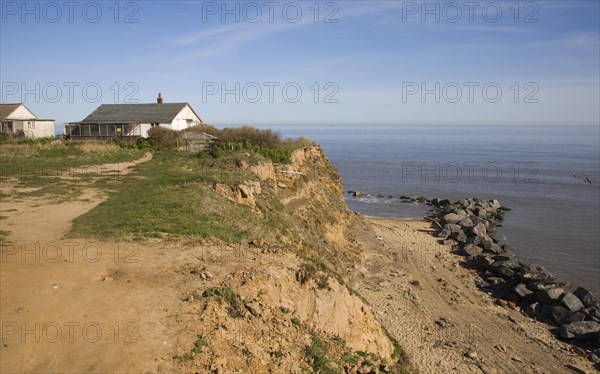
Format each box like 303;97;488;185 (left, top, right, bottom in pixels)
556;32;600;49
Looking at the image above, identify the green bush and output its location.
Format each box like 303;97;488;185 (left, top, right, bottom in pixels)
210;141;293;163
186;124;314;163
0;132;11;144
147;126;179;149
135;137;152;149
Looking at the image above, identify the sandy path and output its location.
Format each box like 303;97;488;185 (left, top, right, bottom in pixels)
352;218;596;374
0;152;178;373
0;152;153;243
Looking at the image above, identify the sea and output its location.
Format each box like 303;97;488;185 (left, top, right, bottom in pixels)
264;124;600;295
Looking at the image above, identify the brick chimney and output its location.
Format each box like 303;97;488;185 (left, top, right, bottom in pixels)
157;92;163;104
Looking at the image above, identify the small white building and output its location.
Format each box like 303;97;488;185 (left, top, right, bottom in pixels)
65;93;203;140
0;103;55;138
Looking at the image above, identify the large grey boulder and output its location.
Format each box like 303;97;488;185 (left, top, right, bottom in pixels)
468;222;488;238
524;302;542;318
491;260;521;271
494;252;517;262
546;305;570;325
573;287;599;307
461;243;483;257
535;287;565;304
475;253;495;269
451;230;468;243
458;217;475;227
497;267;515;279
488;199;501;209
582;306;600;322
559;321;600;340
514;283;536;302
467;236;485;247
568;312;586;323
443;212;466;224
473;207;487;218
560;293;585;312
443;223;463;233
482;241;503;254
519;263;558;284
436;229;451;239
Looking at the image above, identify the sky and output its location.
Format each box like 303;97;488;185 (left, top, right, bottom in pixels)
1;0;599;128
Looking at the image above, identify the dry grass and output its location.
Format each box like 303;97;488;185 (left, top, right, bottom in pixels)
77;141;120;154
0;141;119;157
0;143;51;157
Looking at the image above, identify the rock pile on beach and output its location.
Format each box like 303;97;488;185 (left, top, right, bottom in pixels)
430;197;600;352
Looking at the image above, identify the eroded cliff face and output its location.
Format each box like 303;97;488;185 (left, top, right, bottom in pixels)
214;146;362;269
199;147;411;373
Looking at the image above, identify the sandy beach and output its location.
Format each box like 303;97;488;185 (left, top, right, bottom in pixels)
354;218;596;373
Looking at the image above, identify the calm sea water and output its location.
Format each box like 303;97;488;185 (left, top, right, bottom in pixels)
266;125;600;295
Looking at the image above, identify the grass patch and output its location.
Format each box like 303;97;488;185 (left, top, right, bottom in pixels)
0;141;143;179
332;335;346;347
173;334;206;362
341;352;358;364
69;151;264;241
202;286;246;319
291;317;302;326
0;141;144;200
191;335;207;354
305;333;336;374
296;262;331;290
280;306;290;314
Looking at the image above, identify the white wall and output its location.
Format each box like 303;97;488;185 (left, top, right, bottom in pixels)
30;120;55;138
137;104;203;137
171;105;202;131
140;123;152;137
11;120;54;138
6;105;36;120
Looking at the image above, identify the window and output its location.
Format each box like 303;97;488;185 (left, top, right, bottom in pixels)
27;122;35;129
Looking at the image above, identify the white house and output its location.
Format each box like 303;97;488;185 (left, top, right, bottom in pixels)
65;93;203;140
0;103;55;138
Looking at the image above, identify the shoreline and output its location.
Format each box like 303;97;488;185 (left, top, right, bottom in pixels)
347;191;598;301
355;217;599;373
383;195;600;367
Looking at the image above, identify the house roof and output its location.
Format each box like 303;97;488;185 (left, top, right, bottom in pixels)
0;103;23;120
77;103;202;124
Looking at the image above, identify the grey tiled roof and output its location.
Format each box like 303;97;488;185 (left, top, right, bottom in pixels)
78;103;201;124
0;103;23;120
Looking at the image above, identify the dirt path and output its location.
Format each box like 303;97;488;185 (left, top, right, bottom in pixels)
0;152;153;242
0;152;177;373
352;218;596;374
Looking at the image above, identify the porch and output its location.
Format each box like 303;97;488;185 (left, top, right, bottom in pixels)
65;122;142;140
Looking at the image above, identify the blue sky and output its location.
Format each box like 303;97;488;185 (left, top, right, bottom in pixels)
1;0;599;127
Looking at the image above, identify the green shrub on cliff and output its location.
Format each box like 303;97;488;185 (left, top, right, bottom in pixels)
210;140;293;163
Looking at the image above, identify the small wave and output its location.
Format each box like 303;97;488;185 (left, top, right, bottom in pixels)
346;196;395;204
